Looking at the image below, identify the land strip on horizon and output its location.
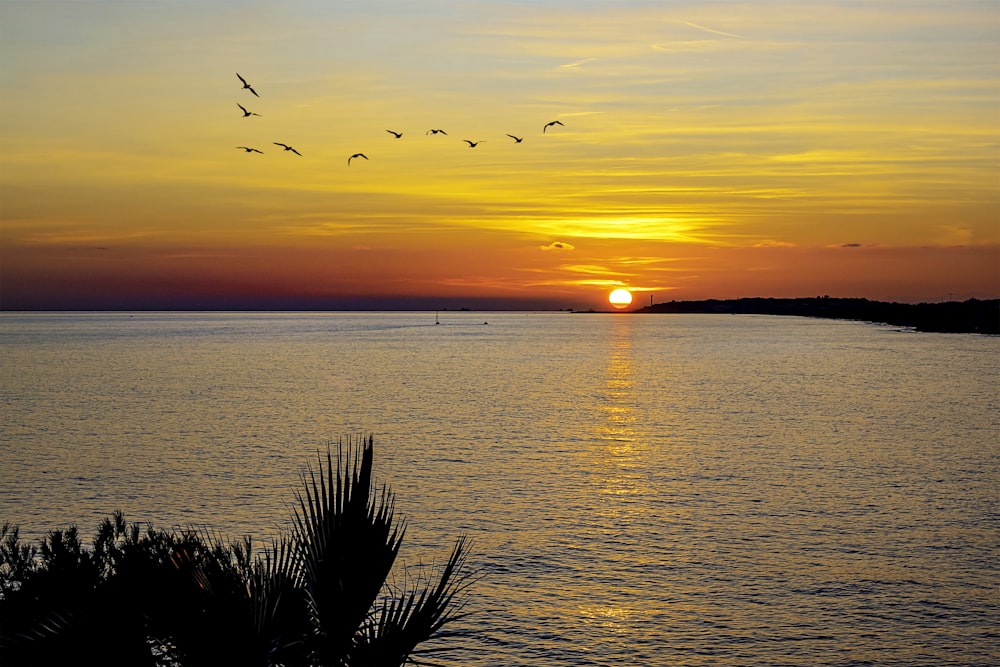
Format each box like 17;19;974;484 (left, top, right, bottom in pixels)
632;297;999;334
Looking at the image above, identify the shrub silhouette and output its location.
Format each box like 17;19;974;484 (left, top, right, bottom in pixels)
0;435;471;666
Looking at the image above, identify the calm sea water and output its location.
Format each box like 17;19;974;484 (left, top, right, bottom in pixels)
1;312;997;665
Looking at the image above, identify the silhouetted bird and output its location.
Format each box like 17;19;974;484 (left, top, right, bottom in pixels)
463;140;484;148
236;73;259;97
237;103;260;118
543;120;564;133
236;146;263;153
506;134;524;143
348;153;368;166
426;129;447;135
386;130;403;138
274;142;302;156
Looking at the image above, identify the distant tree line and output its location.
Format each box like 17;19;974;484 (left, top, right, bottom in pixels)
636;297;999;334
0;435;473;666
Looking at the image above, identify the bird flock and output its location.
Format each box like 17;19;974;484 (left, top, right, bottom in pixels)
232;72;566;165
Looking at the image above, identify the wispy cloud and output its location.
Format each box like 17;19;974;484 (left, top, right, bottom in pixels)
540;241;575;251
560;264;619;276
620;258;690;272
558;57;597;70
649;40;725;54
683;20;745;40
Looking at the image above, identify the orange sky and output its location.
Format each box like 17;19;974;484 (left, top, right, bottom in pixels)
1;1;998;310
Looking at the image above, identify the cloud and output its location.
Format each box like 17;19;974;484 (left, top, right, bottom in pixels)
683;21;745;40
650;19;748;54
540;241;575;251
754;241;797;248
558;57;597;69
650;40;721;54
560;263;614;275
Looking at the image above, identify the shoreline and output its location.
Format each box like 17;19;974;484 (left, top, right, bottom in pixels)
630;297;999;334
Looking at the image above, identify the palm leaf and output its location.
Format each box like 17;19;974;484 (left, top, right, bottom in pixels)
350;536;473;666
292;434;406;663
242;535;309;664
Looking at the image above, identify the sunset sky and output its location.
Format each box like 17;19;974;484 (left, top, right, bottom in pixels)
1;1;998;310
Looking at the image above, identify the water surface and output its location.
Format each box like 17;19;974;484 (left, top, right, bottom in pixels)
1;312;997;665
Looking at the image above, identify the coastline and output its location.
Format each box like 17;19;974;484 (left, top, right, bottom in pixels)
631;297;999;335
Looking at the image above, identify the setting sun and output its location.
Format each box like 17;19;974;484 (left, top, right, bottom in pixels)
609;288;633;309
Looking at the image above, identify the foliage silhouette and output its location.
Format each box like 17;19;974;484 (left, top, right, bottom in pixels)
0;435;472;666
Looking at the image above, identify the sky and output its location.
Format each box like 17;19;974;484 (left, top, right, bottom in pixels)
1;0;998;311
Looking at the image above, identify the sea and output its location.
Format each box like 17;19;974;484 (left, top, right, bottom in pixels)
1;311;997;666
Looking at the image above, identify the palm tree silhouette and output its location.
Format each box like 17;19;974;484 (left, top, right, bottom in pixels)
0;435;472;666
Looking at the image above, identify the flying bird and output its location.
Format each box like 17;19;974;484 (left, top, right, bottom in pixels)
236;73;259;97
426;129;447;135
386;130;403;138
463;140;484;148
237;103;260;118
543;120;564;133
273;142;302;156
236;146;263;153
348;153;368;166
506;134;524;143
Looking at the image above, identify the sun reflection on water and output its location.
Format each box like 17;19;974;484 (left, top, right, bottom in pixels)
595;316;644;497
578;603;636;632
599;316;636;444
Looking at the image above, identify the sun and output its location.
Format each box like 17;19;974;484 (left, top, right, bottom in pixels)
608;288;633;309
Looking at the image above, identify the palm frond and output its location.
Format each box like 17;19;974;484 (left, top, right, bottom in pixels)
350;536;474;666
292;434;406;663
246;535;309;663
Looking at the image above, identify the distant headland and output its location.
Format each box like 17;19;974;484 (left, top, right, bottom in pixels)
630;297;999;334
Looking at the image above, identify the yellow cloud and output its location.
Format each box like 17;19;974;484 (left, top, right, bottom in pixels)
558;58;597;70
754;241;798;248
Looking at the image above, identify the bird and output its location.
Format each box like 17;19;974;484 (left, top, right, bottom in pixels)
236;73;259;97
543;120;564;133
237;103;260;118
236;146;263;153
426;129;447;135
348;153;368;166
273;142;302;156
506;134;524;143
386;130;403;138
463;140;484;148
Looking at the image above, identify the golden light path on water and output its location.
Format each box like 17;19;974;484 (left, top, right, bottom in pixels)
585;314;645;632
